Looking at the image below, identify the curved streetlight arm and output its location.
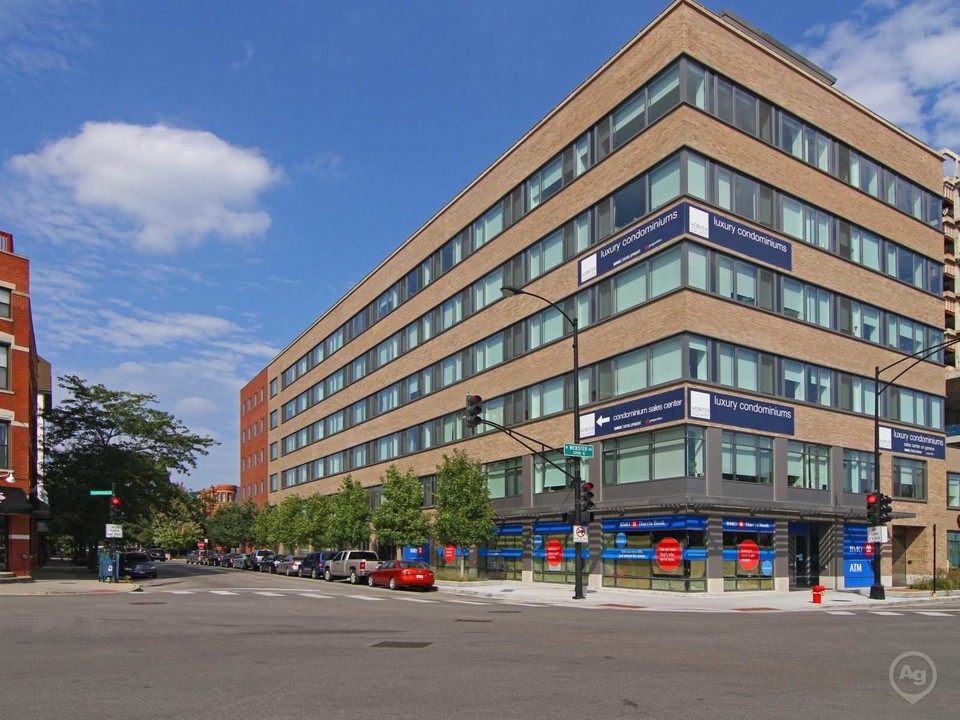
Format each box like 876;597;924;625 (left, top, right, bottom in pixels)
500;285;575;328
877;335;960;396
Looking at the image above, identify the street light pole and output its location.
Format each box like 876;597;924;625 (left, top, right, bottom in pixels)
871;336;960;600
502;285;586;599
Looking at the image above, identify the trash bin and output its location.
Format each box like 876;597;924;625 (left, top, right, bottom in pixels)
811;584;826;604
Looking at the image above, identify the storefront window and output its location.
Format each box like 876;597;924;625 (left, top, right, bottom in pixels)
601;515;707;592
481;525;523;580
532;523;585;584
722;518;775;590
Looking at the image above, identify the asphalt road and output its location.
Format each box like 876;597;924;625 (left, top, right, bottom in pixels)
2;561;957;720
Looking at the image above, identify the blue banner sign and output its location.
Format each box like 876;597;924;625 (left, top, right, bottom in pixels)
479;548;523;558
602;547;707;561
601;515;707;532
843;525;874;588
721;549;775;562
689;389;794;435
722;517;776;532
879;425;945;459
402;544;430;562
496;524;524;536
532;523;572;534
579;206;684;284
578;203;792;285
580;387;684;440
686;204;792;270
533;548;589;560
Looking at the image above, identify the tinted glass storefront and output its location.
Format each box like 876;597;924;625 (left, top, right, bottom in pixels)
722;517;774;590
601;515;707;592
532;522;586;584
481;524;523;580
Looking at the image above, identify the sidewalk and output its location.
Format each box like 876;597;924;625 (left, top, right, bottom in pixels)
435;579;960;612
0;559;141;596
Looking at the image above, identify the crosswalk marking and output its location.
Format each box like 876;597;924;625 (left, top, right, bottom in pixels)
346;594;384;601
916;611;953;617
298;593;333;599
827;611;855;615
167;590;194;595
393;597;438;603
210;590;237;596
870;611;903;616
448;599;488;605
253;591;285;597
504;602;545;607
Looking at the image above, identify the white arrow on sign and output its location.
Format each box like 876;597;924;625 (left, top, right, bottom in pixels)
596;416;610;427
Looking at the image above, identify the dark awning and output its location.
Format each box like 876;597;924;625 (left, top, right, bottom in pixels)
31;498;51;518
0;487;33;515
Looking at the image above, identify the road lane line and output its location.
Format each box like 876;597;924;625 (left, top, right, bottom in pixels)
298;593;333;599
447;600;489;605
393;597;438;603
870;611;902;616
253;591;285;597
167;591;195;595
210;590;238;595
827;611;855;615
916;611;953;617
345;594;384;601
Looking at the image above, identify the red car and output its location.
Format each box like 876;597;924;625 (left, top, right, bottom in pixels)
367;560;435;590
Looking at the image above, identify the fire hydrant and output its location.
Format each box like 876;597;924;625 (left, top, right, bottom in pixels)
811;584;826;604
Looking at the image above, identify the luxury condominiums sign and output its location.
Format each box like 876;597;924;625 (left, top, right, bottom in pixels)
688;389;795;435
578;202;792;284
878;426;945;459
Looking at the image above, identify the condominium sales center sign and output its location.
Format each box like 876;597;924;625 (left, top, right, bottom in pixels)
578;202;793;285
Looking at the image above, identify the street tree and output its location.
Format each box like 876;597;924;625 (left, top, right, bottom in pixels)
372;465;430;557
330;475;371;550
206;500;257;549
250;503;279;549
433;449;495;577
275;494;309;552
303;493;333;549
43;376;216;563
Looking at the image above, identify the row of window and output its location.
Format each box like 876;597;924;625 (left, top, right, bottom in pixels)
241;418;265;444
241;449;265;472
239;480;265;500
277;327;943;490
278;237;944;462
275;56;938;396
241;388;265;416
682;59;941;227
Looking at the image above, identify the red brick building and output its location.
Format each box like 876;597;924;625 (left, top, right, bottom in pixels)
0;230;46;576
238;369;268;506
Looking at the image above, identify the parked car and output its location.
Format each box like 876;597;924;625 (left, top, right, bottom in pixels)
275;555;305;576
323;550;381;584
259;553;280;573
368;560;435;591
147;548;167;561
119;551;158;579
299;551;336;579
221;552;241;568
249;549;275;571
232;553;251;570
185;550;199;564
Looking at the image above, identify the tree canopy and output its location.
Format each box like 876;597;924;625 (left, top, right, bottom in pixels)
372;465;430;556
433;449;495;576
330;476;371;550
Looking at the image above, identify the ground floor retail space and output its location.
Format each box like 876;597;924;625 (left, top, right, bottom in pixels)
415;513;927;593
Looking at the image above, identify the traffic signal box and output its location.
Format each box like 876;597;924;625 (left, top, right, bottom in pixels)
464;394;483;429
878;494;893;525
580;482;595;513
866;493;893;525
109;496;122;522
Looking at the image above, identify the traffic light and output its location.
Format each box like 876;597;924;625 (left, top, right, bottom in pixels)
464;394;483;429
580;481;595;513
866;493;879;525
110;496;122;522
878;494;893;525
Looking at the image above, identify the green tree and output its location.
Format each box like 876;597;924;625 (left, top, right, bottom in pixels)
250;503;279;549
206;501;257;549
275;494;309;551
433;449;495;577
303;493;334;549
372;465;430;557
43;376;216;564
330;475;371;549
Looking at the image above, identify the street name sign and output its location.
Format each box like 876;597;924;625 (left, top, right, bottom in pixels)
563;443;594;459
89;490;113;496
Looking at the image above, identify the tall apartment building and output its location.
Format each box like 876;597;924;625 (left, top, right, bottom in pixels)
246;0;949;592
0;230;47;577
941;150;960;571
238;370;269;507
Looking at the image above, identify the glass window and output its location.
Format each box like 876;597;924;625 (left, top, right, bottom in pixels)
787;441;830;490
649;156;680;209
612;91;646;150
843;449;875;493
893;457;926;500
613;176;646;231
647;64;680;123
721;431;772;484
649;337;681;386
948;473;960;509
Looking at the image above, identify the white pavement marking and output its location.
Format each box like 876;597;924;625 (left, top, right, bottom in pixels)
298;593;333;599
870;611;903;616
503;602;546;607
346;595;384;601
253;591;285;597
827;611;855;615
167;591;194;595
448;600;489;605
393;597;438;603
210;590;238;596
916;611;953;617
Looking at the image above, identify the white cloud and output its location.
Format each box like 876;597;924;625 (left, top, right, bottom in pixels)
801;0;960;149
0;0;96;78
175;397;220;417
7;122;283;252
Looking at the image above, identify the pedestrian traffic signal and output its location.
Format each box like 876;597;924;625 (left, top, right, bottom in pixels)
580;481;595;512
866;493;879;525
878;494;893;525
464;394;483;429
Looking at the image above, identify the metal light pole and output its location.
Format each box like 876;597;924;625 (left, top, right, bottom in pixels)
501;285;585;599
871;336;960;600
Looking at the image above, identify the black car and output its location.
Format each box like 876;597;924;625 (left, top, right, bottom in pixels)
259;553;280;573
147;548;167;561
299;551;336;579
119;552;158;579
249;549;275;571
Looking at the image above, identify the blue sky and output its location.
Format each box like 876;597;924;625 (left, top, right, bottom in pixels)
0;0;957;491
